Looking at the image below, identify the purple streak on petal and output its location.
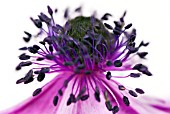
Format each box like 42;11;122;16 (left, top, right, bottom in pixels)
1;73;170;114
151;105;170;112
55;77;112;114
100;76;170;114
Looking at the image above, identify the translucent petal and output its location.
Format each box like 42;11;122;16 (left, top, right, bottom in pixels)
55;79;111;114
101;78;170;114
1;73;170;114
0;72;70;114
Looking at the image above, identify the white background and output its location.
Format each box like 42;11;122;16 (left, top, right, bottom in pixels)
0;0;170;111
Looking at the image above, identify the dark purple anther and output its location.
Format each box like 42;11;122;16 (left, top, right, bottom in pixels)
64;8;69;19
125;23;132;29
104;23;113;30
75;6;82;12
129;90;138;97
53;96;58;106
137;52;148;58
135;88;145;94
129;73;141;78
123;96;130;106
33;88;42;96
47;5;53;16
101;13;112;20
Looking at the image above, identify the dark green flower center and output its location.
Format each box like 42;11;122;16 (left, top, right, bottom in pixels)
67;16;110;41
66;16;113;64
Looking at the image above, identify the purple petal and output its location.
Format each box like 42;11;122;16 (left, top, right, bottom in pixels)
1;73;170;114
1;73;69;114
101;78;170;114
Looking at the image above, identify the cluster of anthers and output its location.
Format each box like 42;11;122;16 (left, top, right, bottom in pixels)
16;6;152;114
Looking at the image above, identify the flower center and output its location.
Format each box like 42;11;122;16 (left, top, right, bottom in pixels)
66;16;113;65
67;16;110;41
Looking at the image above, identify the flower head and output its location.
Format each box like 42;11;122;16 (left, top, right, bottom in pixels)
2;6;170;114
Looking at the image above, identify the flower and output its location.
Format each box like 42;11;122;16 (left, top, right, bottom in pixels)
1;6;170;114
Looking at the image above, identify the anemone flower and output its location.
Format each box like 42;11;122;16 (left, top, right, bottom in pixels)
1;6;170;114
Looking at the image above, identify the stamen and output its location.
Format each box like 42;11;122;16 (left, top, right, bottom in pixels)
32;88;42;96
137;52;148;58
67;94;76;106
113;29;121;36
133;64;152;76
28;47;38;54
135;88;145;94
38;13;51;25
70;93;76;103
142;69;152;76
104;23;113;30
19;53;30;60
67;97;72;106
64;62;73;66
80;94;89;101
123;96;130;106
113;21;122;28
24;31;32;38
24;77;34;84
40;67;50;73
77;86;86;97
129;73;141;78
128;90;138;97
101;80;121;108
104;91;109;101
106;71;112;80
58;89;63;96
52;25;64;34
64;80;69;88
19;47;28;51
54;9;58;13
39;41;45;45
45;54;54;60
129;34;136;42
124;23;132;30
112;106;119;114
94;87;100;102
94;92;100;102
118;85;126;90
23;37;31;43
49;45;53;52
30;18;42;28
15;63;22;71
16;78;24;84
23;31;32;42
34;70;40;74
36;57;44;61
105;101;113;111
127;48;138;54
139;41;149;47
75;6;82;12
64;8;69;19
120;11;126;22
33;45;40;50
47;5;53;16
37;72;45;82
23;69;33;81
106;60;113;66
43;37;52;45
101;13;112;20
53;96;58;106
113;60;122;67
133;64;142;70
